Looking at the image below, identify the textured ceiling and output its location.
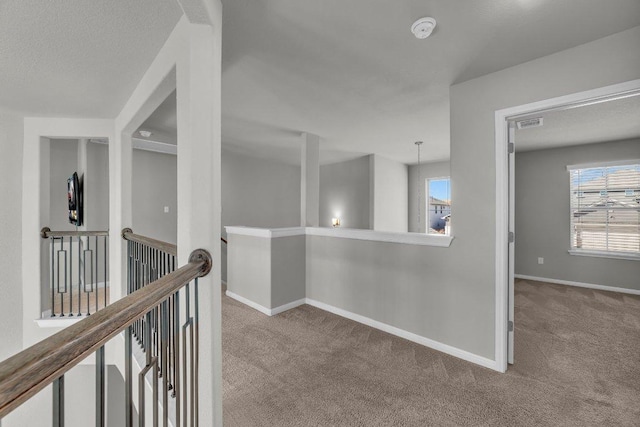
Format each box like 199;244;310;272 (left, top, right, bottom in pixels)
0;0;182;117
220;0;640;165
6;1;638;164
515;94;640;151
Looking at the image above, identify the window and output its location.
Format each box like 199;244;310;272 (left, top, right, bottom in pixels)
569;161;640;259
427;178;451;235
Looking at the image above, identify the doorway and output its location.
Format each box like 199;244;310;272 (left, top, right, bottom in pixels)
494;79;640;369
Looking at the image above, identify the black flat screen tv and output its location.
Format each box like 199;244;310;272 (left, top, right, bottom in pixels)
67;172;83;226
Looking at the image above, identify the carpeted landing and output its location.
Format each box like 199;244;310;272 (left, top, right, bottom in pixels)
222;279;640;426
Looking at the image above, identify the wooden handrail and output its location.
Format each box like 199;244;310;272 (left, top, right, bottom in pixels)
0;249;211;418
121;228;177;256
40;227;109;239
122;228;227;249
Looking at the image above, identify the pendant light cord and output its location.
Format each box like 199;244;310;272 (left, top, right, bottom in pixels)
415;141;423;232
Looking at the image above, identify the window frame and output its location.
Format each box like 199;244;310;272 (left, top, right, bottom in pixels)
567;159;640;261
426;176;451;236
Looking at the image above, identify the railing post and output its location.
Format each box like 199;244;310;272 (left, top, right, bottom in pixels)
95;346;105;427
125;326;133;427
53;375;64;427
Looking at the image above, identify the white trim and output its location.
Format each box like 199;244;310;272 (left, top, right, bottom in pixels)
132;137;178;155
225;290;272;315
568;249;640;261
225;226;454;247
494;112;509;373
306;227;453;247
224;290;500;371
497;81;640;121
267;227;306;238
566;159;640;171
224;291;306;316
494;79;640;375
270;298;307;315
515;274;640;296
304;298;499;371
224;226;306;239
35;316;86;328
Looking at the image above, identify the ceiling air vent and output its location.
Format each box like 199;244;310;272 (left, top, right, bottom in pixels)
516;117;543;130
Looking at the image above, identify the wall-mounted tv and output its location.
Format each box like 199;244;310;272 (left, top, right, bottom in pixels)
67;172;83;226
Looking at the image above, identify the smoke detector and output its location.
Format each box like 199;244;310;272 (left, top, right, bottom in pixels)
516;118;544;130
411;17;437;39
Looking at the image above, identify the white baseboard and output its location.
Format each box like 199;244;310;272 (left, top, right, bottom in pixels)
225;291;500;371
515;274;640;296
225;291;272;315
304;298;499;371
224;291;305;316
270;298;306;315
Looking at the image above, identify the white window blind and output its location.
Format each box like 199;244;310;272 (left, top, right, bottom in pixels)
569;162;640;256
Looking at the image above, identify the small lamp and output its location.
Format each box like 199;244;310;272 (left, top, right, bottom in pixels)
332;217;341;227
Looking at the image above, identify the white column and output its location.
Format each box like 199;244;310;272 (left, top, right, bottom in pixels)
109;131;132;302
39;138;51;318
300;132;320;227
176;18;222;426
76;138;88;229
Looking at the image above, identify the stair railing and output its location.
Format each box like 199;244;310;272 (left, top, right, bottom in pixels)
41;227;110;317
0;231;211;427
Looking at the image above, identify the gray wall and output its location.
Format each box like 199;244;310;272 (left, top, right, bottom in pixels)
49;139;79;230
449;25;640;359
319;156;371;229
271;236;306;307
408;161;450;233
107;365;132;427
515;139;640;290
49;139;109;231
371;155;408;232
222;148;301;281
227;234;271;308
0;112;23;363
222;148;300;231
227;234;306;310
305;236;486;355
85;142;109;230
132;149;177;245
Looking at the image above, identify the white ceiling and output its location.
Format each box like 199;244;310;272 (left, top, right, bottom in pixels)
3;1;640;164
515;94;640;151
138;91;178;145
220;0;640;165
0;0;182;117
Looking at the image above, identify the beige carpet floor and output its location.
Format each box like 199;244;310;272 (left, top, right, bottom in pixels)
222;279;640;426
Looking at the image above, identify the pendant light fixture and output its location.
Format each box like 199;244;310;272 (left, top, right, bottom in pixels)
415;141;423;232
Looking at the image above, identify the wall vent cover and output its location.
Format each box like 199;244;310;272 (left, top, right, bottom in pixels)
516;117;543;130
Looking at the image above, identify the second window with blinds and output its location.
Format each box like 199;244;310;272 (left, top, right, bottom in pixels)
568;160;640;260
